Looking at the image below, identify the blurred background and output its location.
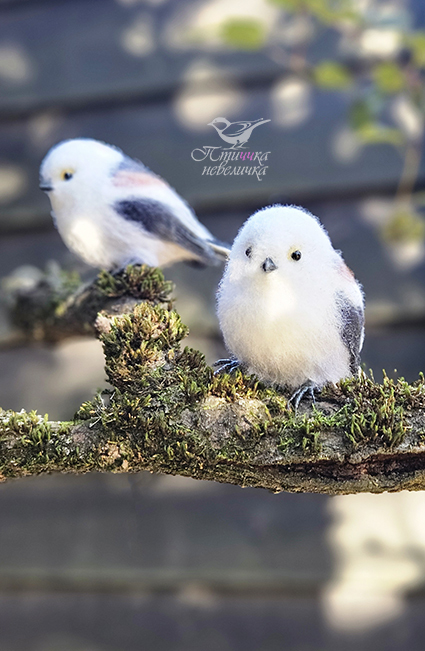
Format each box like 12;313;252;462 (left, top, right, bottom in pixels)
1;0;425;648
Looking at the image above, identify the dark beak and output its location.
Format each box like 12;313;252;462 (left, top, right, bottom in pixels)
39;184;53;192
262;257;278;273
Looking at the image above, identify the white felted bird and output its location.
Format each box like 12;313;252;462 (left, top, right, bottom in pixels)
216;205;365;407
39;138;230;270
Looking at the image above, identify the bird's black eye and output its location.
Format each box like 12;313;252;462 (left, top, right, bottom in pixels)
245;246;252;258
62;171;73;181
291;250;301;261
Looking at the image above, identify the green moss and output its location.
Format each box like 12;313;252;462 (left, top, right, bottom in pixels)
210;368;264;401
327;371;425;448
89;388;207;475
175;347;212;405
277;407;338;454
0;408;74;477
266;370;423;455
100;302;189;392
95;265;174;304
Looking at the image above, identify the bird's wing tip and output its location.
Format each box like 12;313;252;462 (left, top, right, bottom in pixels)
208;240;231;260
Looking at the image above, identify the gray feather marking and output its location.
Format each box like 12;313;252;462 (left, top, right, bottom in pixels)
337;292;364;374
116;155;149;174
114;198;218;264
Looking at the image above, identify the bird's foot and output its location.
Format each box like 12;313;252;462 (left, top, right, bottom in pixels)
112;260;140;275
289;381;317;411
110;264;131;278
213;358;241;375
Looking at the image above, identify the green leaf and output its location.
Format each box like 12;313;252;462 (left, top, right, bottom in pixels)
306;0;352;22
269;0;359;24
407;31;425;68
372;62;404;94
382;210;425;243
356;123;404;146
220;19;266;50
349;100;373;130
314;61;352;89
269;0;303;9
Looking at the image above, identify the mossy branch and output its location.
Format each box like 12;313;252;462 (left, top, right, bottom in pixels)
3;264;173;343
2;264;425;494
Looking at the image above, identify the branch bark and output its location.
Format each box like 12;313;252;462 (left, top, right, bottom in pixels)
1;264;425;494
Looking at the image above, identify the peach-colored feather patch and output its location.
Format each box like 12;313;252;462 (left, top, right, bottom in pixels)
112;171;167;188
339;261;356;281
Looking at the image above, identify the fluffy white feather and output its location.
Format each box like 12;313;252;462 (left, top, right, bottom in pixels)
216;205;364;396
39;138;229;269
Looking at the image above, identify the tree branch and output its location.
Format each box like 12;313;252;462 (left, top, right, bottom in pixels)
3;264;173;343
2;264;425;494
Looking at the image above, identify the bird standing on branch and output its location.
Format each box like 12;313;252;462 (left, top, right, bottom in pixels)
39;138;230;270
208;118;271;149
216;205;365;408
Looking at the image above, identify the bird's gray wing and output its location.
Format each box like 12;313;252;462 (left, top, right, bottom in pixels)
114;198;220;265
336;292;365;374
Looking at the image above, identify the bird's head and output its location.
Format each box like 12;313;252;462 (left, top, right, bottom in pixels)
207;117;230;131
223;205;340;301
39;138;124;213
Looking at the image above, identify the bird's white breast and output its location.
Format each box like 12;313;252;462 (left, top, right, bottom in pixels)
217;269;352;388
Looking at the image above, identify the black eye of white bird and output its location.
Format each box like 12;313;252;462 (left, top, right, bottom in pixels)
63;172;73;181
291;250;302;261
245;246;252;258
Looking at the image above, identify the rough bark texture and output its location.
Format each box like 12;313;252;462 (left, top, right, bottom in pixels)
2;264;425;494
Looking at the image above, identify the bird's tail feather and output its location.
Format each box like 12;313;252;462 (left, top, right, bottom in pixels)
208;238;231;261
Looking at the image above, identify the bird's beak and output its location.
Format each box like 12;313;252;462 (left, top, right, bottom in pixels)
39;183;53;192
207;122;214;126
262;257;278;273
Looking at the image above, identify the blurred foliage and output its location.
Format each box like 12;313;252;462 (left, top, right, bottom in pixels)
372;63;405;95
381;209;425;244
220;19;267;49
407;31;425;67
313;61;352;89
270;0;358;24
357;123;404;146
216;0;425;248
216;0;425;151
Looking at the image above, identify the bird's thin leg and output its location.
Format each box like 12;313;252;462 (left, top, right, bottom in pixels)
289;381;317;411
213;358;241;375
110;265;127;278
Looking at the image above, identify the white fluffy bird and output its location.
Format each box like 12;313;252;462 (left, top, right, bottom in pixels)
216;205;364;407
39;138;230;270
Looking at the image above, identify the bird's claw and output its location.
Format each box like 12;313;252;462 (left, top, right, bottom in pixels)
213;358;240;375
289;382;317;411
